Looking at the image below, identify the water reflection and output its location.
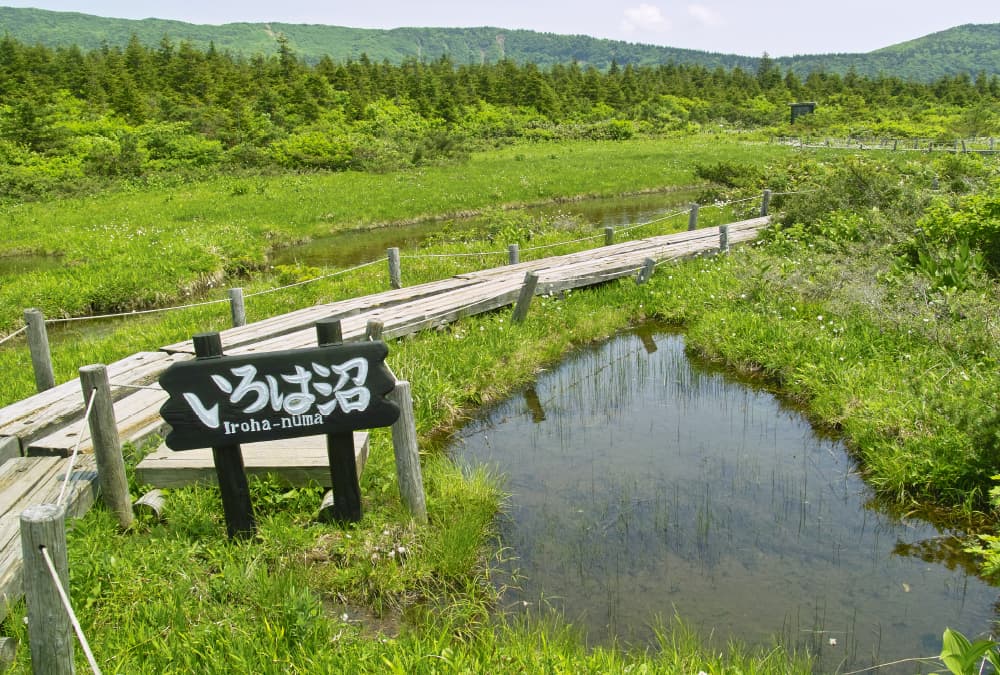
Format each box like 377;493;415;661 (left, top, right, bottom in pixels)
270;189;700;269
450;331;998;673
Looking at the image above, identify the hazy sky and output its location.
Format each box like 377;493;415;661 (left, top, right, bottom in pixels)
1;1;997;57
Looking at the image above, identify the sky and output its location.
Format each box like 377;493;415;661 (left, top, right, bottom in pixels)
1;1;997;57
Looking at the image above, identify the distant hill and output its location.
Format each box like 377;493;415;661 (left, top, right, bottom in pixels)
1;6;998;80
776;24;1000;80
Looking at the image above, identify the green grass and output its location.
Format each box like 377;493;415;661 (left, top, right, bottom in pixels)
0;136;800;335
4;138;997;671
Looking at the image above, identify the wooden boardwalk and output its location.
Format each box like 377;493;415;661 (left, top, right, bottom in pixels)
0;215;769;622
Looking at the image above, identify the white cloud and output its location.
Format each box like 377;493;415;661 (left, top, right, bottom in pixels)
621;4;671;34
687;4;722;27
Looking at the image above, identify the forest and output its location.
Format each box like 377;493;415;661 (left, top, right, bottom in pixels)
1;33;999;201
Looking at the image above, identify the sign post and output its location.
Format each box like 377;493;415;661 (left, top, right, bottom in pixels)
159;325;400;536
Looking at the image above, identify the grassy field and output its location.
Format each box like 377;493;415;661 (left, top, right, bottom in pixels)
0;136;798;335
3;135;998;671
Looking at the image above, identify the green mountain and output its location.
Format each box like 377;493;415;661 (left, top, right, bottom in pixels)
1;6;998;80
776;23;1000;80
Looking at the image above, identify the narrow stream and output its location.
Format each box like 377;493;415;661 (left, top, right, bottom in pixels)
449;328;998;673
268;189;700;268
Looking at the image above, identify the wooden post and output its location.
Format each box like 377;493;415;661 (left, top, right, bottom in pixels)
635;257;656;285
991;138;995;151
24;309;55;393
511;272;539;323
507;244;520;265
0;637;16;670
365;319;384;341
604;226;615;246
228;288;246;328
389;381;427;524
387;247;402;290
761;189;772;217
193;332;256;539
893;139;898;151
961;140;966;153
79;364;134;530
719;224;730;253
316;319;362;523
20;503;73;675
687;203;699;231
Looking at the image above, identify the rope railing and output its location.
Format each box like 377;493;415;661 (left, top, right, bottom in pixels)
39;544;102;674
57;387;96;506
0;324;27;346
0;191;772;354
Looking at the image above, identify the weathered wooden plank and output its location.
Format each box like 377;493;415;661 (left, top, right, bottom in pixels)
0;438;18;466
161;276;482;354
26;388;169;457
0;455;98;623
135;432;370;489
0;352;188;446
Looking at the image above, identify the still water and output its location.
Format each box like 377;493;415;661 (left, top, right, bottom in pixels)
449;328;998;673
269;189;700;269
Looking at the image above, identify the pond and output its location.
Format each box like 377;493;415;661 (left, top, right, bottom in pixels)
268;189;701;269
449;327;998;673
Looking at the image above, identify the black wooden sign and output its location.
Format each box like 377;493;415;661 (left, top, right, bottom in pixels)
159;341;399;451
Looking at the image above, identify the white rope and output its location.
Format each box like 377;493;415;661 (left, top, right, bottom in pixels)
57;388;97;507
618;208;689;234
520;231;606;253
0;324;27;346
245;257;384;297
39;545;103;674
46;296;230;324
401;250;507;259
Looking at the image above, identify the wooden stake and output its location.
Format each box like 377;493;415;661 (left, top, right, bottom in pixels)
80;364;134;530
635;257;656;285
387;247;402;289
389;381;427;523
20;503;73;675
193;332;256;539
316;319;362;523
761;189;772;217
719;224;730;253
688;203;699;231
365;320;384;341
24;308;55;393
507;244;520;265
511;271;539;323
604;226;615;246
228;288;246;328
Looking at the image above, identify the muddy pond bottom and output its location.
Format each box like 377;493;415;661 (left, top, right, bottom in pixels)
449;329;998;673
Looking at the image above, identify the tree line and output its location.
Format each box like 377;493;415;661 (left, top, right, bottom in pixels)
1;34;998;199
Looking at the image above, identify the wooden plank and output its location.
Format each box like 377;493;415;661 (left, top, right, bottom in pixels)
26;388;169;457
161;276;481;354
0;352;188;446
0;437;18;466
0;455;98;623
135;432;370;489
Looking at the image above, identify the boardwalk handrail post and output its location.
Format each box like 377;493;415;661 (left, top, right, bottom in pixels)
80;364;134;529
687;203;699;231
635;257;656;285
604;226;615;246
507;244;520;265
24;308;55;393
387;247;402;290
719;225;730;253
511;272;539;323
365;319;385;341
389;381;427;524
192;332;256;539
761;189;772;217
20;503;73;675
228;288;246;328
316;319;363;523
